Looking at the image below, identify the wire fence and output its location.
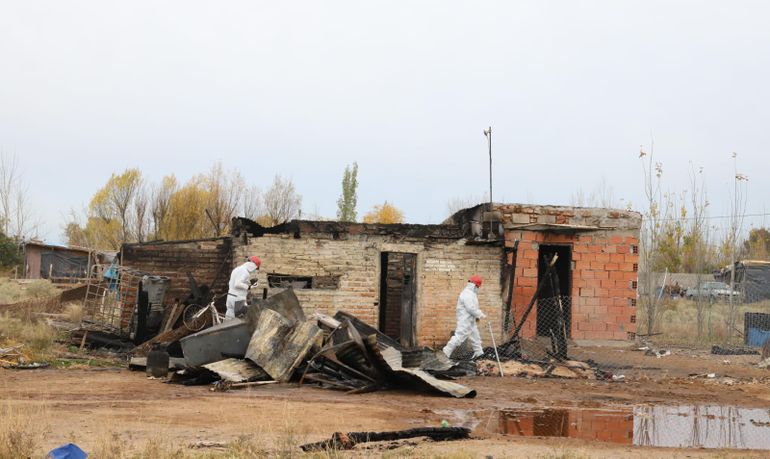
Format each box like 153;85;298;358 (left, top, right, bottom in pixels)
442;289;770;371
450;296;574;364
638;277;770;348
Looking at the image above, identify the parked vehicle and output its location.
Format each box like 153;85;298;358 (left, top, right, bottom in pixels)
685;281;740;302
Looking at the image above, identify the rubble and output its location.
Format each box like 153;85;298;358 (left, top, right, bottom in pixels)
115;287;477;397
476;358;597;379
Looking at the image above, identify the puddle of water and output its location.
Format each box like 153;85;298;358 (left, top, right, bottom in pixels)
438;405;770;450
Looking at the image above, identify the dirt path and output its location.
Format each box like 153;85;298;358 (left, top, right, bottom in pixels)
3;347;770;458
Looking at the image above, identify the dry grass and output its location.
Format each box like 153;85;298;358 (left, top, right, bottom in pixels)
0;278;59;305
0;404;46;459
63;301;83;323
0;313;56;355
643;298;770;346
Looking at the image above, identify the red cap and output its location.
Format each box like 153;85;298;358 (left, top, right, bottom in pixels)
249;256;261;268
469;275;482;287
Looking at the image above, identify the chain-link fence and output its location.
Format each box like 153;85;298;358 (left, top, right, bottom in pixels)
450;295;574;364
442;288;770;374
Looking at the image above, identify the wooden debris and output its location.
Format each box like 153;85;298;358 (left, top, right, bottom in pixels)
300;427;471;451
132;325;195;356
211;380;277;392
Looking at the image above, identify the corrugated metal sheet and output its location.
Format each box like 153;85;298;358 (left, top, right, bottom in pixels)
180;318;251;367
246;309;322;382
202;358;270;383
372;344;476;398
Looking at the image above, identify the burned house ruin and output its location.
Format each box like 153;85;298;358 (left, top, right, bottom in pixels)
120;204;641;348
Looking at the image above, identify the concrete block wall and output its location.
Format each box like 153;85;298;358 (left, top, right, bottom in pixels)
498;204;641;340
235;233;504;347
121;238;233;304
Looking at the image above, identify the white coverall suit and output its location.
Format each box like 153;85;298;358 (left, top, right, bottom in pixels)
442;282;486;359
226;261;257;319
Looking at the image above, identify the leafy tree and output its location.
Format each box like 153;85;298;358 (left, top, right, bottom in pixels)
150;175;178;241
336;162;358;222
0;231;21;268
164;180;210;240
744;227;770;260
362;201;404;224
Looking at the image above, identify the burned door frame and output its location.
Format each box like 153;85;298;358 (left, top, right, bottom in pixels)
535;243;573;339
378;252;418;348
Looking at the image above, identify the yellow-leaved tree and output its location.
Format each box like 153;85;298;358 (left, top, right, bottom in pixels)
164;179;210;241
362;201;404;224
64;169;143;249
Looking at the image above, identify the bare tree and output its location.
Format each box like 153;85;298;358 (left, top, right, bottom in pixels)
571;177;617;208
0;151;19;236
241;185;263;221
638;140;673;335
0;151;37;240
685;163;711;339
204;163;244;236
446;195;485;217
725;152;748;342
263;175;302;226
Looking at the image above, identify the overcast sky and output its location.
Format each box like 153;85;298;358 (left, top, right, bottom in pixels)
1;1;769;244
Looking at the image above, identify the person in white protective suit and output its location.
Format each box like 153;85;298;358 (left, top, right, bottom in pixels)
226;255;261;319
442;275;486;359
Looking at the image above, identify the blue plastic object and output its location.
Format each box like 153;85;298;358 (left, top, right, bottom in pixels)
47;443;88;459
747;327;770;348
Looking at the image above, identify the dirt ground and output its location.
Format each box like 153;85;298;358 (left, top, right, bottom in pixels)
3;344;770;458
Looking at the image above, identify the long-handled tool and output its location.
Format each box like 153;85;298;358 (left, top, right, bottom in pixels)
487;321;504;377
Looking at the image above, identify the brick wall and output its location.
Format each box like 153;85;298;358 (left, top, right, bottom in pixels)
498;204;642;340
234;233;504;348
121;237;233;304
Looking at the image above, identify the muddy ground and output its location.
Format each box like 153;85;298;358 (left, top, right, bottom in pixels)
2;344;770;458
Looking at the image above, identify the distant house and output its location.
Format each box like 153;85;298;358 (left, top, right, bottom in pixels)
23;241;103;280
715;260;770;303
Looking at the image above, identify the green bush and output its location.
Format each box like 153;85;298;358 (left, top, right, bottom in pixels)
0;232;20;268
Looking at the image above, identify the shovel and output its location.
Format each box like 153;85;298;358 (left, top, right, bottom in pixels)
487;321;504;377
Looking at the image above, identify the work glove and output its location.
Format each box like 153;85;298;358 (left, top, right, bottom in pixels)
249;278;258;287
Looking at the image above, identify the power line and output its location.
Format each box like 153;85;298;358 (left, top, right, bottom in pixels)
643;212;770;222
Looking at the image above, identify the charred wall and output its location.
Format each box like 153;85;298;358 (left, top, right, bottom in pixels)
121;237;233;304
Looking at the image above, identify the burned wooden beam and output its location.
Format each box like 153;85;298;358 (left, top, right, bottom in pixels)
300;427;471;451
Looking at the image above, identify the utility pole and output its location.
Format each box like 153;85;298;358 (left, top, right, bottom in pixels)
483;126;492;206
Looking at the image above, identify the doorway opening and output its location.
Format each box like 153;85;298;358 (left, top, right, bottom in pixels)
536;244;572;339
378;252;417;347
